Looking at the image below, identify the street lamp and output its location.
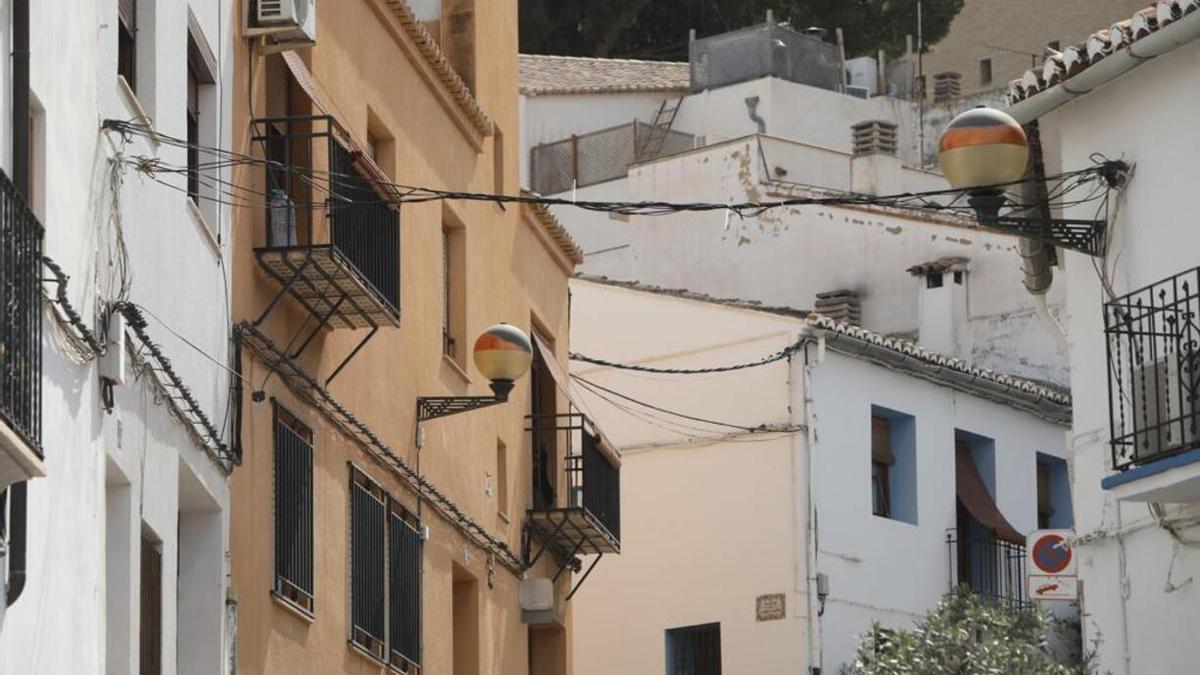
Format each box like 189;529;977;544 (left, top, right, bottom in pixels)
938;107;1029;224
416;323;533;421
937;106;1121;257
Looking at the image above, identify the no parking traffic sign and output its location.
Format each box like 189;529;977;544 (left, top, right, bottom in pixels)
1027;530;1078;601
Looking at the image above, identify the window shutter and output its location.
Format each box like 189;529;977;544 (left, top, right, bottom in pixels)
140;536;162;675
1037;464;1054;515
119;0;136;31
871;416;894;466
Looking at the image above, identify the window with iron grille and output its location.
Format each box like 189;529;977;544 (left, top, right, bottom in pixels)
185;21;217;213
390;500;422;671
666;623;721;675
348;465;423;670
351;468;387;659
140;532;162;675
274;403;314;614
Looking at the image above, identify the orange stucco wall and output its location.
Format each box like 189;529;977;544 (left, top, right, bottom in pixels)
229;1;576;672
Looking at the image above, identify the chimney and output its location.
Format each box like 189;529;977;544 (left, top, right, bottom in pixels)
850;120;901;196
907;258;970;357
932;71;962;103
814;289;861;325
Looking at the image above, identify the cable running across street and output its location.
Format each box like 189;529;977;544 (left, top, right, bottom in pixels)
570;338;806;375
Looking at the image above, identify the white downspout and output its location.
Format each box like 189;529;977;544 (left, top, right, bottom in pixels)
1033;293;1069;354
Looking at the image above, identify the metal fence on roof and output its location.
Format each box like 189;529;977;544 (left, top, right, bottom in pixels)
689;23;841;93
530;121;695;196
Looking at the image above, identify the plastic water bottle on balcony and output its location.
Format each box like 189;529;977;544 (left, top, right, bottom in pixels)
268;188;297;247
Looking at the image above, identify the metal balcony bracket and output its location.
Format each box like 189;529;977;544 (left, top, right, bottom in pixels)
565;553;604;602
415;395;504;422
254;254;316;327
325;326;379;387
980;216;1107;257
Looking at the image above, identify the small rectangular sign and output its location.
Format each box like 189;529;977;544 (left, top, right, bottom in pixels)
1028;574;1078;601
756;593;786;621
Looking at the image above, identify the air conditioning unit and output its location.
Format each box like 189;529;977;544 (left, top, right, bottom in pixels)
249;0;316;50
1130;357;1200;460
845;85;871;100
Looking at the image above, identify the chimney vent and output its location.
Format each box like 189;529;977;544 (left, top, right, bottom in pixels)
932;71;962;103
851;120;898;157
814;289;862;325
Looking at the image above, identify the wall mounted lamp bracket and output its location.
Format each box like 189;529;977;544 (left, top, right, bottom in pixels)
968;188;1107;257
415;380;514;422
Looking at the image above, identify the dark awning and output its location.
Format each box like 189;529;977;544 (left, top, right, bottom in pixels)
956;443;1024;544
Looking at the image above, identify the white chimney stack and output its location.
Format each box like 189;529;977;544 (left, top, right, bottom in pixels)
908;257;970;358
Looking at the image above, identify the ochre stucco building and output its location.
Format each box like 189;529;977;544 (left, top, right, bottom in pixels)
228;1;605;672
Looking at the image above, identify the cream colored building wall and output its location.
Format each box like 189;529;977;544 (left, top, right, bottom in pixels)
568;280;811;674
923;0;1148;96
230;0;576;673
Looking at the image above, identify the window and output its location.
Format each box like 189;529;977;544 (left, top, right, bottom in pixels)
871;418;891;518
186;17;217;215
442;210;465;363
1036;453;1072;529
496;439;509;519
140;530;162;675
348;465;423;669
1047;40;1061;52
666;623;721;675
926;272;944;289
979;58;993;86
274;403;314;614
350;468;387;660
530;335;558;510
493;126;505;195
872;408;918;524
118;0;137;91
390;501;423;671
366;108;396;178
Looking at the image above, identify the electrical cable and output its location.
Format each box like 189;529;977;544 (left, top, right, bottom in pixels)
571;374;758;432
571;338;805;375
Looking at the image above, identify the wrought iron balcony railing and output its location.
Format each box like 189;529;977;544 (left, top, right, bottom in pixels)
526;412;621;558
1105;267;1200;471
0;168;42;456
251;116;401;331
946;530;1028;608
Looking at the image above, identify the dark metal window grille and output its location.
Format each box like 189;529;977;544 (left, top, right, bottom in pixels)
390;502;422;671
140;535;162;675
871;462;891;518
442;229;455;359
666;623;722;675
328;138;400;313
274;403;314;613
0;168;42;453
1105;267;1200;471
946;530;1028;608
350;467;387;659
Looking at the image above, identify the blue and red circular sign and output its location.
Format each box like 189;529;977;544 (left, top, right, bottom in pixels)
1032;534;1072;574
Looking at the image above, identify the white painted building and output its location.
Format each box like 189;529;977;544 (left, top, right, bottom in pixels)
568;277;1072;674
1006;3;1200;674
0;1;236;673
519;27;1073;386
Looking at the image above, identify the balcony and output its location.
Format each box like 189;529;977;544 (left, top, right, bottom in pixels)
0;168;44;489
946;530;1029;609
525;412;621;565
1103;267;1200;501
251;116;401;333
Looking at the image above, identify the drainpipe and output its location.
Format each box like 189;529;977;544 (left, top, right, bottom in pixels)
7;0;32;608
744;96;766;134
1015;121;1069;355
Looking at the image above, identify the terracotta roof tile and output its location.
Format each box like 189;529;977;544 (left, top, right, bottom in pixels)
519;54;690;96
1007;1;1200;106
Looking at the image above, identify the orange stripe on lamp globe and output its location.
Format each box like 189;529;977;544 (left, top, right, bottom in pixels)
474;333;530;352
938;125;1026;152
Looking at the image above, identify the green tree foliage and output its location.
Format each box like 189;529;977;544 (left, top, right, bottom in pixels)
519;0;965;61
845;591;1083;675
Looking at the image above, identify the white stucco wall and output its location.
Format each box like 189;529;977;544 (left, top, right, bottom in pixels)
0;1;234;672
568;279;1070;675
615;136;1069;384
1045;37;1200;675
809;350;1069;670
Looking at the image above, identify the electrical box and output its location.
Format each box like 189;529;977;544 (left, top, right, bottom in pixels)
99;311;127;386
